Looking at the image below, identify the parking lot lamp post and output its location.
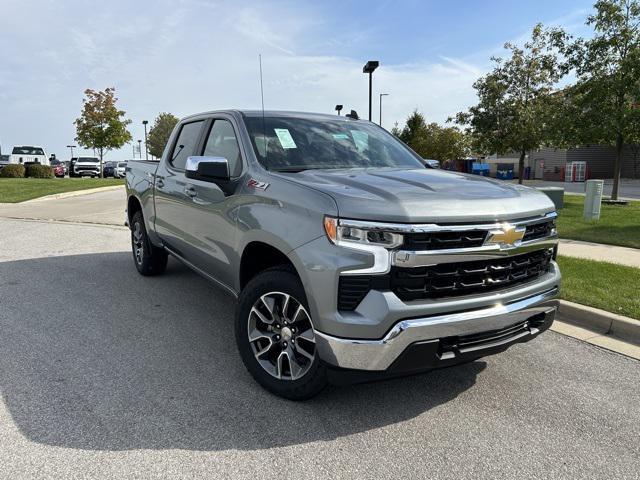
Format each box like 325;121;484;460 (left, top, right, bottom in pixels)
335;104;343;116
142;120;149;160
362;60;379;121
379;93;389;127
66;144;76;158
137;140;142;159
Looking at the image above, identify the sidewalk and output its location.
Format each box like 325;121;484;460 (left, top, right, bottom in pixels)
558;239;640;268
0;187;125;226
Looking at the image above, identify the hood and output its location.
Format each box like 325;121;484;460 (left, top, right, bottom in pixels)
277;168;555;223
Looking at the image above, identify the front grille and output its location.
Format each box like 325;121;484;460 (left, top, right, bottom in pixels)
403;230;487;250
76;166;98;171
391;249;553;301
523;220;555;242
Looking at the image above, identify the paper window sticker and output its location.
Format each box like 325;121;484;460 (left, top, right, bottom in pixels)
274;128;297;149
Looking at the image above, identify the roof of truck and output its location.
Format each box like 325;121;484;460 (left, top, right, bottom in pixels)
181;109;363;122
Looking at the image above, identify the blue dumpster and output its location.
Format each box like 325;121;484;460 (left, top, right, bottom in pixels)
496;163;514;180
471;163;490;176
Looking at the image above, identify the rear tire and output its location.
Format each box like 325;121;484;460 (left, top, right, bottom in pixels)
236;267;327;400
130;211;168;276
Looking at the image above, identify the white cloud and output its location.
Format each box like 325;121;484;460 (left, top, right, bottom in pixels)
0;0;582;160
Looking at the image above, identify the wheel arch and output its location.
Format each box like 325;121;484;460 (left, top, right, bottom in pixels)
127;194;143;226
239;241;300;291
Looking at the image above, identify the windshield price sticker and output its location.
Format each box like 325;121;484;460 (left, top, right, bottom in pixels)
274;129;297;149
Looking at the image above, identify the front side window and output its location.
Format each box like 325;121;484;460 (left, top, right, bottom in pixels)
244;116;424;172
170;121;204;170
203;119;242;177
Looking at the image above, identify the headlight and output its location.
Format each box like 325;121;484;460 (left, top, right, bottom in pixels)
323;217;403;249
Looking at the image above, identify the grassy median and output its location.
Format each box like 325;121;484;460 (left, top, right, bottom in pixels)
0;178;124;203
556;195;640;249
557;256;640;320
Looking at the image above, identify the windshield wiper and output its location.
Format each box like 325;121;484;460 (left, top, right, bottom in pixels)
270;166;325;173
270;165;355;173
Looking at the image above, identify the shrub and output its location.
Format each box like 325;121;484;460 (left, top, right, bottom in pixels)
25;164;54;178
0;164;26;178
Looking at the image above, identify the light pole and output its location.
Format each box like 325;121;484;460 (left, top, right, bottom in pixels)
142;120;149;160
66;144;76;158
335;104;343;116
379;93;389;127
362;60;379;121
137;140;142;159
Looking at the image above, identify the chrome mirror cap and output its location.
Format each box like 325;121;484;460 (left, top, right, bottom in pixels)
185;156;230;181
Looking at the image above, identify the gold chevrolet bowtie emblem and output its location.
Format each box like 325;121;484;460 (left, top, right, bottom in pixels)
487;224;525;247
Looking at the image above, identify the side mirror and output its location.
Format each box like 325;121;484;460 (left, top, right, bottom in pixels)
185;156;230;182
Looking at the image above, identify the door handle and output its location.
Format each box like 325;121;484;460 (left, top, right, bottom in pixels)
184;186;197;197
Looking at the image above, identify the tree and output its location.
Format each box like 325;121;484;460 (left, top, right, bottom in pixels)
396;110;469;162
147;112;179;159
454;24;568;183
568;0;640;199
74;87;132;177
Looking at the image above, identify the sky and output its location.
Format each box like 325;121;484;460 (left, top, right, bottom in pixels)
0;0;595;161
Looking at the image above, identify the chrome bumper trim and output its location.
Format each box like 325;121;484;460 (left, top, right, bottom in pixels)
392;236;558;267
316;288;558;371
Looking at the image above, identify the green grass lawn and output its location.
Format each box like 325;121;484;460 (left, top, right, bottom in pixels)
0;178;124;203
558;256;640;320
556;195;640;249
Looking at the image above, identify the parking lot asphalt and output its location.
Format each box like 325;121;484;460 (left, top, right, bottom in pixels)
1;218;639;480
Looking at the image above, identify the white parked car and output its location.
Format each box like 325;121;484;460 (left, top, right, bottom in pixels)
10;145;49;165
114;161;128;178
71;157;101;177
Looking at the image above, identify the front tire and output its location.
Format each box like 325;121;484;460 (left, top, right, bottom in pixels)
130;211;168;276
236;267;327;400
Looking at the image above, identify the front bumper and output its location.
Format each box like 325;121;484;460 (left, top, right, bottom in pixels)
315;287;558;371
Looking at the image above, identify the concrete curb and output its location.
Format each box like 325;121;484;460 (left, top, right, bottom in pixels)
19;185;124;203
557;300;640;345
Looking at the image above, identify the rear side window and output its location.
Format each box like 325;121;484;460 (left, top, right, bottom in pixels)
203;120;242;177
170;121;204;170
12;147;44;155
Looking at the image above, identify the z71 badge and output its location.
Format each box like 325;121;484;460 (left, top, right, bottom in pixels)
247;178;270;190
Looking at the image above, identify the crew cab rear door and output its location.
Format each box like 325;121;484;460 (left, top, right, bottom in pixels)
153;119;207;259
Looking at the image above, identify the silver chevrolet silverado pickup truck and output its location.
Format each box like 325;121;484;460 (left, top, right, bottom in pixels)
125;110;560;399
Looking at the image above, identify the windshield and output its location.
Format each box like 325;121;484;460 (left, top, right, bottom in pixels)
118;162;127;167
78;157;99;163
12;146;44;155
244;116;424;172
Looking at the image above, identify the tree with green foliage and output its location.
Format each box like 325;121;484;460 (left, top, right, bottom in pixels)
74;87;132;177
394;110;469;163
568;0;640;199
454;24;569;183
147;112;179;159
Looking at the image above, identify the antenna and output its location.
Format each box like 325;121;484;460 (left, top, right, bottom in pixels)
259;54;265;113
259;54;268;164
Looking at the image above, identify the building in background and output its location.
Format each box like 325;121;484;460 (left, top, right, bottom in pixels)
482;144;640;181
